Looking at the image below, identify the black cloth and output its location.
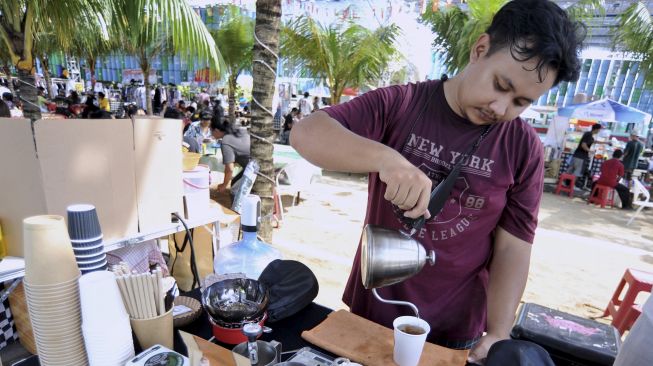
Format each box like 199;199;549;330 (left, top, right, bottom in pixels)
482;339;554;366
573;132;594;159
258;260;320;322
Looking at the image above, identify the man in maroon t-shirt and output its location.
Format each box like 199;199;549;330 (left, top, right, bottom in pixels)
592;150;632;209
291;0;585;362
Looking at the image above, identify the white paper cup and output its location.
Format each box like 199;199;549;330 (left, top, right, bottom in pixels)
393;316;431;366
23;215;80;285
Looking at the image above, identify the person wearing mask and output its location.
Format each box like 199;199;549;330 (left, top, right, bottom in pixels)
210;119;251;193
290;0;584;362
566;123;604;186
591;149;632;209
623;132;644;181
98;92;111;112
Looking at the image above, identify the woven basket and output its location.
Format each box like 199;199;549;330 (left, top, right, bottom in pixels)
173;296;202;328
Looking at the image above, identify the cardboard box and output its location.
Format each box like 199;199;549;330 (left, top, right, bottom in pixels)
0;118;184;257
133;117;184;231
0;118;139;256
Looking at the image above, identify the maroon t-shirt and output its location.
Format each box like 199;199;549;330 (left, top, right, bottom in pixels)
597;158;624;187
323;80;544;343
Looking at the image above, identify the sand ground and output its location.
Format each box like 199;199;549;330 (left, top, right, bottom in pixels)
270;171;653;322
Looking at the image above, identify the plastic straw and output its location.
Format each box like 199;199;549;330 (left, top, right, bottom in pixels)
144;273;156;318
127;274;144;319
136;274;151;318
116;275;135;317
156;269;165;314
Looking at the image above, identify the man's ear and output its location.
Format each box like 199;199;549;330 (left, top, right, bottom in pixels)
469;33;491;64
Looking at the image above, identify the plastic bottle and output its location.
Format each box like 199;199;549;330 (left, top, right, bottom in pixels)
213;194;281;280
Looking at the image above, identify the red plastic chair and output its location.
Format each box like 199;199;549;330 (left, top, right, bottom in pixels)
621;303;644;334
588;184;615;209
602;269;653;334
555;173;576;198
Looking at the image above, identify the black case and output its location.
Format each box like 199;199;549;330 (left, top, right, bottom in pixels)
511;303;621;366
258;259;319;323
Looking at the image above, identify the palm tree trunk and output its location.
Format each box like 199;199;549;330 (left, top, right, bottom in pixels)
140;59;153;116
41;55;53;99
17;68;41;121
228;74;237;124
2;64;14;96
251;0;282;242
88;56;96;91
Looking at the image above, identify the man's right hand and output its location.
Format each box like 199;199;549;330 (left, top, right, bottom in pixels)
378;151;433;219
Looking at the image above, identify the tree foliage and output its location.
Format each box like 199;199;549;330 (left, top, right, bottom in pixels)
420;0;604;74
614;2;653;87
211;5;254;122
282;17;400;104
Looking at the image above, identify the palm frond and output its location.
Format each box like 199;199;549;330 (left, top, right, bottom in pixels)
614;2;653;87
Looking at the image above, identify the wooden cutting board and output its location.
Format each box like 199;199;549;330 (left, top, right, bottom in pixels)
301;310;468;366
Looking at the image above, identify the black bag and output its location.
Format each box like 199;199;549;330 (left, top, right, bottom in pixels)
258;259;319;323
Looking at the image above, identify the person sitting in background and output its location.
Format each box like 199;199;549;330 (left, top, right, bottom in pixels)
186;106;200;122
98;92;110;112
184;111;213;150
176;100;186;113
2;92;14;109
67;90;81;105
210;119;250;193
37;87;49;113
591;149;632;209
81;95;99;119
0;99;10;117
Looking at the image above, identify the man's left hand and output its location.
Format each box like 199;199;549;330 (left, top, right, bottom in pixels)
467;333;506;365
217;183;230;193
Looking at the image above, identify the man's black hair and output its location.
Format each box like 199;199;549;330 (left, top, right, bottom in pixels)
303;92;309;97
485;0;586;86
210;119;242;137
613;149;623;159
591;123;602;131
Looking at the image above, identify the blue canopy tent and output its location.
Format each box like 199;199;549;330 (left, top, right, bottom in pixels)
557;98;652;126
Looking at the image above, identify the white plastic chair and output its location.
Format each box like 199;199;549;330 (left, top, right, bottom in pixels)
627;179;653;226
274;159;322;219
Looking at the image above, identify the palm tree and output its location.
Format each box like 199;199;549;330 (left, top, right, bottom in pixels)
282;17;400;104
210;6;254;123
420;0;605;74
67;17;118;92
0;0;221;121
614;2;653;87
251;0;282;242
113;0;222;115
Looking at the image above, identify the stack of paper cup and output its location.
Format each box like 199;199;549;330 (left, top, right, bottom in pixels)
79;271;135;365
67;205;107;274
23;215;88;366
